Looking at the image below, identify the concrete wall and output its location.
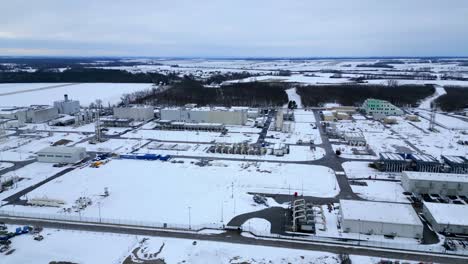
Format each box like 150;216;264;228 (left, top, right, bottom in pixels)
114;106;154;121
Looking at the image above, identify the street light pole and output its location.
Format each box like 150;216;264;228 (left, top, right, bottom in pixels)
98;201;101;223
188;206;192;230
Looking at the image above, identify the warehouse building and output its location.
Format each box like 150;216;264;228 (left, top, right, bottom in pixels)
321;110;336;121
160;107;248;125
339;199;423;239
378;152;411;172
37;146;87;163
53;94;80;115
114;105;154;121
423;202;468;234
401;171;468;196
343;132;366;146
0;105;58;123
442;155;468;174
361;98;403;116
409;153;441;172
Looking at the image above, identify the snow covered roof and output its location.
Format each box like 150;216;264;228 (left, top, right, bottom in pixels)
424;202;468;226
38;146;86;154
442;155;468;165
409;153;438;163
403;171;468;183
340;199;422;226
379;152;405;161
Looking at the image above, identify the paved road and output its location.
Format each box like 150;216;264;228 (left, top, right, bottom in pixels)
0;83;79;96
0;215;465;264
0;158;36;176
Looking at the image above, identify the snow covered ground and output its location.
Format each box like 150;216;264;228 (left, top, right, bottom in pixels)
4;159;339;226
418;85;446;109
342;161;402;180
284;87;303;108
350;180;408;203
0;83;155;107
390;115;467;157
0;225;358;264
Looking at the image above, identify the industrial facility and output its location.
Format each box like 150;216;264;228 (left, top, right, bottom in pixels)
401;171;468;196
113;105;154;121
361;98;404;116
343;132;366;146
53;94;80;115
155;120;226;132
37;146;87;163
160;107;248;125
408;153;441;172
423;202;468;234
442;155;468;174
377;153;411;172
339;199;423;239
0;105;58;123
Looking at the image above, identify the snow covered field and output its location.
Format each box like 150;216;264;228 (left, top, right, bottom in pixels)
350;180;408;203
5;159;338;226
342;161;401;180
333;120;416;155
390;116;467;157
0;225;366;264
0;83;155;107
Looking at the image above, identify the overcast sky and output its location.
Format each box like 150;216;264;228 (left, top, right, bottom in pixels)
1;0;468;57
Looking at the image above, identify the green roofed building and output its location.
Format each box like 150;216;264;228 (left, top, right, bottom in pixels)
361;98;403;116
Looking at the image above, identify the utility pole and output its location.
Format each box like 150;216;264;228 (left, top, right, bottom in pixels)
188;206;192;230
98;201;102;223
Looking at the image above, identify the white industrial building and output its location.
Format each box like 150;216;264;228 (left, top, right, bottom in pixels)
37;146;87;163
0;105;58;123
343;132;366;146
53;94;80;115
160;107;248;125
401;171;468;196
423;202;468;234
114;105;154;121
339;199;423;239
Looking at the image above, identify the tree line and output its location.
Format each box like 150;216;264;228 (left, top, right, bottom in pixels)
435;86;468;111
296;84;435;107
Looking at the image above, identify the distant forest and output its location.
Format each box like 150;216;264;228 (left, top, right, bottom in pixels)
126;78;289;107
0;68;174;83
435;86;468;111
296;84;435;107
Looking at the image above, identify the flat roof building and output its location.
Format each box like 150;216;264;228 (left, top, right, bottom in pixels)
423;202;468;234
339;199;423;239
401;171;468;196
37;146;87;164
160;107;248;125
114;105;154;121
343;132;366;146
